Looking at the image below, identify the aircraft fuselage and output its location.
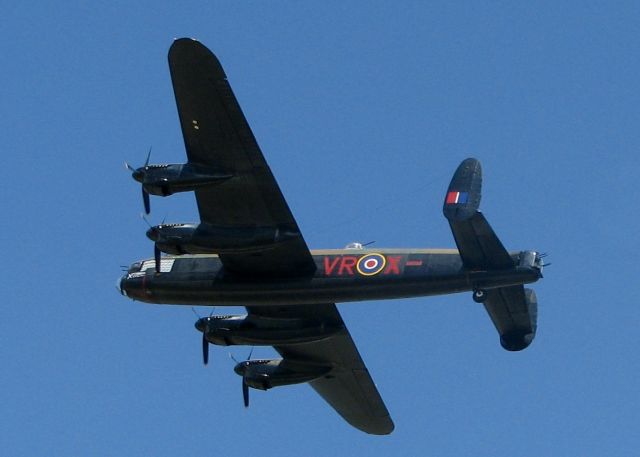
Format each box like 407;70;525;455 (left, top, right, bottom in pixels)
118;248;542;306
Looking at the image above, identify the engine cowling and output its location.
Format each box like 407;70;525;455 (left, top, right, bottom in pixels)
195;315;342;346
234;359;332;390
148;223;300;255
133;163;232;196
147;223;198;255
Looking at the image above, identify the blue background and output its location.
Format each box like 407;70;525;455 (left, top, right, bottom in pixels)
2;2;638;455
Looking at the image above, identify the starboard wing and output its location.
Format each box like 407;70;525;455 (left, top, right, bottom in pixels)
168;38;315;276
246;304;394;435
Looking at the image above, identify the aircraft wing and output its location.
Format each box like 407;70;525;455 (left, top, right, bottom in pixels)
246;304;395;435
168;38;315;276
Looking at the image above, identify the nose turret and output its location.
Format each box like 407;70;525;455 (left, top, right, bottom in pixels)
116;271;149;302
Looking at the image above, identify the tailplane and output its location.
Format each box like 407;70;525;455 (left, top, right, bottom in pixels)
443;158;539;351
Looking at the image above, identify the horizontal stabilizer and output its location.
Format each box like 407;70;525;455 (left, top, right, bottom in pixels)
448;212;515;270
484;286;538;351
443;158;482;221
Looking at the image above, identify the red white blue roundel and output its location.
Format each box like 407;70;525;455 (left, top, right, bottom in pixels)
356;254;387;276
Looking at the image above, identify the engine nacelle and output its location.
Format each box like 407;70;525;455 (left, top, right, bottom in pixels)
234;359;332;390
147;223;198;255
132;163;232;196
148;222;301;255
195;314;342;346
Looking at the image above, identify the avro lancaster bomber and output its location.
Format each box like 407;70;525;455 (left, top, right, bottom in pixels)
118;38;544;435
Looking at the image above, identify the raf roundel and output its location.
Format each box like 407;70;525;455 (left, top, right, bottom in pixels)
356;254;387;276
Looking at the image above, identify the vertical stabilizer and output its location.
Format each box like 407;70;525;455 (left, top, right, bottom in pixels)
443;158;482;221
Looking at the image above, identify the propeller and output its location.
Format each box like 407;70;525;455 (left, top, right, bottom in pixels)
142;214;163;273
231;347;254;408
193;308;215;366
142;188;151;215
154;244;161;273
202;332;210;365
242;379;249;408
126;147;153;214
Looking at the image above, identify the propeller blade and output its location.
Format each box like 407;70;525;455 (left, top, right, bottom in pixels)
125;161;136;172
242;379;249;408
142;188;151;214
154;244;161;273
144;147;152;167
202;333;209;365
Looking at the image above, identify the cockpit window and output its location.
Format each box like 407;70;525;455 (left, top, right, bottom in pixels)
344;242;364;250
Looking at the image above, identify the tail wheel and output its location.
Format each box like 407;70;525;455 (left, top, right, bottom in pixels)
473;289;487;303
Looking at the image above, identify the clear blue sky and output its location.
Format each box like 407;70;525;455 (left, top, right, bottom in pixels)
2;2;639;455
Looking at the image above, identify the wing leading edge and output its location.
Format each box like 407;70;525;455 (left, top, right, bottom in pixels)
247;305;394;435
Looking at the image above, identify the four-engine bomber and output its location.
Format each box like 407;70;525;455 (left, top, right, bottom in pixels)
118;38;546;435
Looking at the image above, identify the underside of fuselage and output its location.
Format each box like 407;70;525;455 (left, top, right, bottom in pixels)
118;248;542;306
